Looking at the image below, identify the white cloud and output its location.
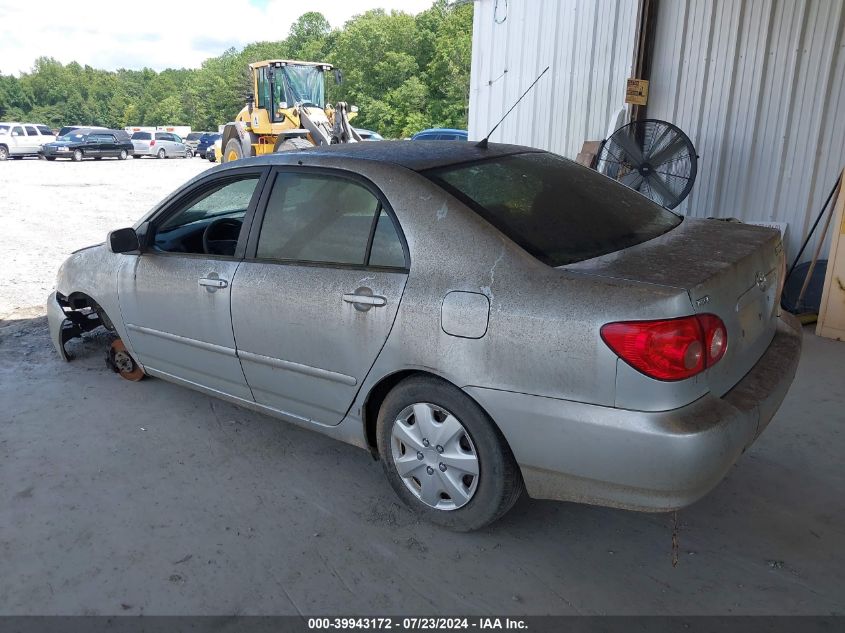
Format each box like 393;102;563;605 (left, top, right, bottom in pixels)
0;0;435;75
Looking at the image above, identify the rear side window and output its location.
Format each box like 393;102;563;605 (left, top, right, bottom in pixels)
132;132;151;140
155;132;167;141
425;152;682;267
369;209;406;268
256;173;402;267
25;126;38;136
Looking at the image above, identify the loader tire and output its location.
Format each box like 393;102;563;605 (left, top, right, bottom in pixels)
223;138;245;163
273;137;313;153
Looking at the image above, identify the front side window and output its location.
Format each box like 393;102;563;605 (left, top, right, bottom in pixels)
256;173;404;267
152;176;260;256
12;126;23;136
425;152;682;267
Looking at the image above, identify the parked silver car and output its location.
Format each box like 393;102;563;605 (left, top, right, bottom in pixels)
131;131;191;159
0;122;56;159
47;142;802;530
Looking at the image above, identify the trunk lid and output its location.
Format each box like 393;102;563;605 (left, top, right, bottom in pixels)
566;217;783;396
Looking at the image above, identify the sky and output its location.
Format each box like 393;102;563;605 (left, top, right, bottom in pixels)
0;0;435;75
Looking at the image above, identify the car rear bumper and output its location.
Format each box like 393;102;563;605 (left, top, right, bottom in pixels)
465;313;803;512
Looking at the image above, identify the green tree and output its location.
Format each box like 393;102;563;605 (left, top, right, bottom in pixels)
0;1;474;137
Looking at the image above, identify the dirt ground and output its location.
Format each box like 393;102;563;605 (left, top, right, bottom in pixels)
1;158;844;615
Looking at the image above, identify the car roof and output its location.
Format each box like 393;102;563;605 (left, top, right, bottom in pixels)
257;140;543;172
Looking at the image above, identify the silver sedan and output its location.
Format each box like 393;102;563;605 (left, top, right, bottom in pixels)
47;141;802;530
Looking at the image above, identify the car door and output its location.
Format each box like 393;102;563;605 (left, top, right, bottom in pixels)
10;126;25;154
102;134;117;156
118;167;268;399
24;126;41;153
85;133;103;157
231;167;409;425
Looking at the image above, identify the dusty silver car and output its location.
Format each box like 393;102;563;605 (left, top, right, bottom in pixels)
47;141;802;530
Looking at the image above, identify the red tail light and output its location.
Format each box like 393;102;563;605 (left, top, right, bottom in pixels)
601;314;727;381
150;140;156;146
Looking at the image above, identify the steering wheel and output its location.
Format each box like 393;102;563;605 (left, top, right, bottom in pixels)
202;217;242;256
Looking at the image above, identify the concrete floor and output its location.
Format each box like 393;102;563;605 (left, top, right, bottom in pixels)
0;316;843;615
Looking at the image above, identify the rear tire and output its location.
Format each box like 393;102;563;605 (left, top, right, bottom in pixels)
72;149;83;162
273;137;314;152
45;157;56;161
157;148;166;159
376;375;523;531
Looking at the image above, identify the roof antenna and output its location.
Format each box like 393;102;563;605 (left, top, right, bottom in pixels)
476;65;549;148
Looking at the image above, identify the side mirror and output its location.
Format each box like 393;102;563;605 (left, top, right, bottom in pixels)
334;69;343;85
108;227;140;254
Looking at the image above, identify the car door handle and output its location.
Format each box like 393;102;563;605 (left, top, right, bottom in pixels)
343;293;386;307
199;277;228;289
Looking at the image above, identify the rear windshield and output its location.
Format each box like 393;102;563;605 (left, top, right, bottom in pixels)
425;152;682;266
132;132;151;140
186;132;203;141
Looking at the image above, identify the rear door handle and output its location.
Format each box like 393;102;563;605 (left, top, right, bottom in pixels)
199;277;228;289
343;293;386;308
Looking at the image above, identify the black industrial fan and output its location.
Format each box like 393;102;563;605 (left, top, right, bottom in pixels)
595;119;697;209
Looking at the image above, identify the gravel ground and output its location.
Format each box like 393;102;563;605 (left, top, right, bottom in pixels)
1;158;844;615
0;156;210;320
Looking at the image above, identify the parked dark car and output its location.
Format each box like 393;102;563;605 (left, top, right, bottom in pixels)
411;128;468;141
195;133;221;159
42;128;134;162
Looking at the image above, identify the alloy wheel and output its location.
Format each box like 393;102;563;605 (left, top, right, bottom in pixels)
390;402;480;510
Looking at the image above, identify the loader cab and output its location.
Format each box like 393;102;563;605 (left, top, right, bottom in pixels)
254;61;330;123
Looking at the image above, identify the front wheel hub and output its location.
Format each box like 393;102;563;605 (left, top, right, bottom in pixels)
107;339;145;381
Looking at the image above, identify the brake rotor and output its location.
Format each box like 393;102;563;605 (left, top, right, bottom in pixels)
108;339;145;381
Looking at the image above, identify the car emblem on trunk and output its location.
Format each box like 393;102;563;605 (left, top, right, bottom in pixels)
756;271;768;291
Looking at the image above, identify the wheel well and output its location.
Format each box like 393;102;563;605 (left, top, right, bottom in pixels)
361;369;511;461
65;292;114;331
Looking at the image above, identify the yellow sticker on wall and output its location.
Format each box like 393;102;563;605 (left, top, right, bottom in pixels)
625;78;649;106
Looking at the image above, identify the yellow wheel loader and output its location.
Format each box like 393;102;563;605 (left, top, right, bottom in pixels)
220;60;362;163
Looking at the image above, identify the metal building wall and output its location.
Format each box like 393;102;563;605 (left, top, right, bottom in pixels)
468;0;640;158
642;0;845;261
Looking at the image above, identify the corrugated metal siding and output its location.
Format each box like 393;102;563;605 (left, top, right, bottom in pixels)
469;0;640;158
648;0;845;261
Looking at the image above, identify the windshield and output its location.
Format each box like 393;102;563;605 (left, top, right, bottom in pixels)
425;152;682;267
283;65;325;107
